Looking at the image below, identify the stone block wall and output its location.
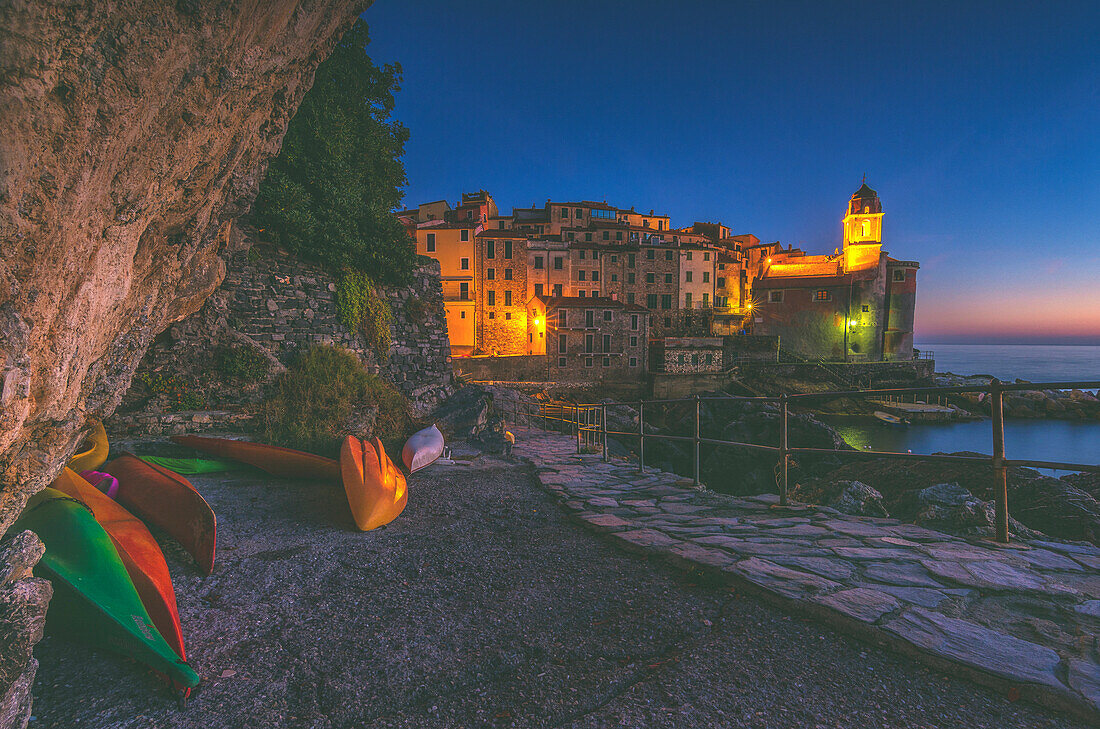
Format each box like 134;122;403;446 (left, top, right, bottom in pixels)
111;241;455;436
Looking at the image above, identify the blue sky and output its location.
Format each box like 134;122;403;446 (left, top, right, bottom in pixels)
362;1;1100;344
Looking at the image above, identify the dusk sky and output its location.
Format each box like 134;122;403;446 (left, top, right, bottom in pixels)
363;1;1100;345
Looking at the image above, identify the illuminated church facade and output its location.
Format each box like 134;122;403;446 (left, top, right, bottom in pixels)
751;183;919;361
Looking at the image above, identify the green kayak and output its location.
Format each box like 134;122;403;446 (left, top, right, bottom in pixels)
139;455;246;475
10;488;200;689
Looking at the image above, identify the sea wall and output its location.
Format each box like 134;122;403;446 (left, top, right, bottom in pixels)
110;244;455;436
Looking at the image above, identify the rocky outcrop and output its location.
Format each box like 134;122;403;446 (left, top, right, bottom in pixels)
935;374;1100;420
0;531;50;729
0;0;367;535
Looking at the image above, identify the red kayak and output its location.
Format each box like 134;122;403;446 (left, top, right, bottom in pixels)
171;435;340;481
51;468;190;676
103;455;217;575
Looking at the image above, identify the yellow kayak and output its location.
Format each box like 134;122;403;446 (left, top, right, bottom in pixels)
68;420;109;472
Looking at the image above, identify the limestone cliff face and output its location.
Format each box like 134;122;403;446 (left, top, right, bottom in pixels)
0;0;368;534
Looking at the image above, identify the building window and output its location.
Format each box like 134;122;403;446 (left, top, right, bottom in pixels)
460;282;469;300
664;273;673;284
534;256;544;269
602;334;611;351
616;231;623;241
769;290;784;303
426;233;436;252
703;252;710;261
685;292;692;308
628;272;636;284
535;283;544;296
647;294;658;309
603;310;612;322
661;294;672;309
488;312;495;319
559;357;567;367
703;271;710;283
460;229;469;241
487;268;495;280
602;231;610;240
554;257;563;270
460;258;470;270
553;284;562;296
814;290;831;301
585;334;593;353
631;314;639;330
603;357;610;367
578;270;587;281
504;268;513;280
592;270;600;282
702;293;709;306
566;232;574;240
504;290;512;306
585;357;593;367
460;311;466;319
646;250;655;260
585;310;594;327
504;240;513;259
558;333;567;353
487;241;495;259
592;290;599;297
664;317;672;327
686;251;693;261
592;251;599;261
665;251;673;260
560;207;569;219
611;273;618;282
528;332;533;343
578;290;585;298
559;309;567;327
505;312;512;319
585;233;592;242
628;253;636;267
630;336;638;347
646;273;655;284
630;357;637;367
893;270;906;282
487;290;495;306
575;208;583;217
498;221;505;229
717;276;726;288
862;304;870;312
579;250;586;260
685;271;693;283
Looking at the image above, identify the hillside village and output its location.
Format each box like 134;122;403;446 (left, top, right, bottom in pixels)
399;182;921;383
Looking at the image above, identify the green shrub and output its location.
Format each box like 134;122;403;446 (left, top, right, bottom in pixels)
215;346;270;382
260;345;411;456
336;269;393;354
137;372;204;412
252;20;416;285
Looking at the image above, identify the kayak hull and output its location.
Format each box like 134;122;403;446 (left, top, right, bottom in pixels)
11;489;199;689
51;468;188;665
103;455;217;575
171;435;340;481
68;420;109;472
340;436;407;531
401;424;445;473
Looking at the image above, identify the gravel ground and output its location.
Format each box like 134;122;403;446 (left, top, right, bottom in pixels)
30;449;1091;729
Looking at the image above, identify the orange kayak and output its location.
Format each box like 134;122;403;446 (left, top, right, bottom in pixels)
103;455;217;575
171;435;341;481
339;436;407;531
51;468;189;671
68;420;109;472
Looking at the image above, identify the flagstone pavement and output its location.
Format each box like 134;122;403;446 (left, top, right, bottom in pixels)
511;426;1100;722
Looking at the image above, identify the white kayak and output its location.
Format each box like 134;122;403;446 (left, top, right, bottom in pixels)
401;424;445;473
873;410;907;426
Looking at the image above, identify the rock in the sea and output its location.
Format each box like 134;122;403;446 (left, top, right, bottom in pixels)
911;482;1037;539
434;386;495;440
830;481;888;517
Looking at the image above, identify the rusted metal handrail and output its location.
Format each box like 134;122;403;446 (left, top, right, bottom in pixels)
517;379;1100;544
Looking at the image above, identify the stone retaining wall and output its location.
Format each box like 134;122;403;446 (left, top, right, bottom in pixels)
111;242;455;436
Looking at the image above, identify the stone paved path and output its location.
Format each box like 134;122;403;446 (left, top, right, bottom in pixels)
511;427;1100;722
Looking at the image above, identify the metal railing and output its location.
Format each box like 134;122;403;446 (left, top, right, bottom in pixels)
504;380;1100;544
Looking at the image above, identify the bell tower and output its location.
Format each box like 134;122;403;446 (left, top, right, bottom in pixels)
842;180;883;272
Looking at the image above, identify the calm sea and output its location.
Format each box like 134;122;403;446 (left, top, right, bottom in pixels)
915;343;1100;382
832;343;1100;472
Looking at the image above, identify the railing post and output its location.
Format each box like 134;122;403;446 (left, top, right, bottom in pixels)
693;394;701;487
990;379;1010;543
779;393;789;506
575;406;582;453
601;403;608;461
637;400;646;473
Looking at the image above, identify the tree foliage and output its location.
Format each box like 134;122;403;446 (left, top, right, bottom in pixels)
254;20;415;284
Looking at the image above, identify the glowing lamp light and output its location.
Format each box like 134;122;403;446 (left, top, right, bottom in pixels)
849;319;858;326
534;317;542;327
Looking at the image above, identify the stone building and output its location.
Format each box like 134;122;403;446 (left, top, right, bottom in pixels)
752;183;919;361
527;296;649;380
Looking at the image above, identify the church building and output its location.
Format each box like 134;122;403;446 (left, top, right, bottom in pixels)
752;183;919;361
